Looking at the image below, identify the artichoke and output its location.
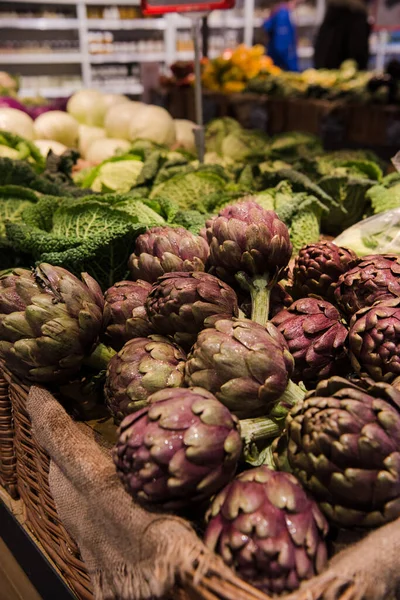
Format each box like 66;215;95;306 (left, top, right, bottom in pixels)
113;387;242;509
204;466;328;595
334;254;400;319
185;316;303;419
0;264;104;383
206;201;292;325
128;226;210;283
284;376;400;527
105;335;186;424
145;271;238;350
103;280;152;350
0;268;40;313
349;298;400;383
272;298;349;387
292;241;358;303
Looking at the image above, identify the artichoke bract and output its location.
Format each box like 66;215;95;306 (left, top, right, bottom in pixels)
128;226;210;283
272;298;349;387
113;387;242;509
185;316;302;419
349;299;400;383
204;466;328;595
0;264;104;383
0;268;40;313
104;335;186;424
145;271;238;350
206;200;292;325
292;241;358;303
334;254;400;319
103;280;152;350
285;377;400;527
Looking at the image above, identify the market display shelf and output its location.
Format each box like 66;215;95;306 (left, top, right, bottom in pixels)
0;18;79;30
93;82;144;94
0;53;83;64
175;15;263;29
298;46;314;58
87;18;166;30
90;52;165;63
0;497;75;600
19;85;82;97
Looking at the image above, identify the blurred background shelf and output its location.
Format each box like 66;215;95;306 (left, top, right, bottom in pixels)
1;0;394;101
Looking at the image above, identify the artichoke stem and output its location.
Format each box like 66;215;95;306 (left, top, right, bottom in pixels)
84;343;117;371
236;272;270;326
240;416;281;445
271;379;305;421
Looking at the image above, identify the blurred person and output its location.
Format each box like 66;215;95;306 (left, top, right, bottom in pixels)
263;2;299;71
314;0;371;70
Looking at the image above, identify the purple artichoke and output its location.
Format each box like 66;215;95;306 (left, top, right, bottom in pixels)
206;201;292;325
334;254;400;319
0;268;40;313
292;241;358;303
103;280;152;350
349;298;400;383
0;264;104;383
284;376;400;527
272;298;349;387
128;226;209;283
105;335;186;424
204;466;328;595
113;387;242;509
206;201;292;281
185;316;301;419
145;271;239;350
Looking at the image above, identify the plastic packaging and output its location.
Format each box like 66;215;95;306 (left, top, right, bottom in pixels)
334;208;400;256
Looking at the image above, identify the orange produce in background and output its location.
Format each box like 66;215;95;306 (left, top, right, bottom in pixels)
201;44;280;93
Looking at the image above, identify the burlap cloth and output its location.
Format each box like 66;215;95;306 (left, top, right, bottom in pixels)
26;386;400;600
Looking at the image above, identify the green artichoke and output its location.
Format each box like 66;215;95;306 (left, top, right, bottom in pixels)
206;200;292;325
128;226;209;283
349;299;400;383
292;241;358;303
334;254;400;319
272;297;349;387
185;316;303;419
0;264;104;383
204;466;328;595
103;280;153;350
145;271;238;350
104;335;186;424
284;376;400;527
113;387;242;509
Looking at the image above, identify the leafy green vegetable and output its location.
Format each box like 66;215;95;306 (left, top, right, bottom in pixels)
0;130;45;171
171;210;207;234
0;158;68;195
150;168;228;213
253;182;327;253
220;129;269;162
205;117;242;155
320;176;376;235
6;193;165;289
76;154;145;192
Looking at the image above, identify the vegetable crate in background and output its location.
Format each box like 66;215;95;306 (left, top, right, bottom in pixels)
2;367;94;600
0;369;17;499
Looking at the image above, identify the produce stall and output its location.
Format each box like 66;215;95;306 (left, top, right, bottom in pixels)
1;87;400;600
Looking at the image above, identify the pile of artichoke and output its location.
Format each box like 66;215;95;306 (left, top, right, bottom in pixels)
3;208;400;596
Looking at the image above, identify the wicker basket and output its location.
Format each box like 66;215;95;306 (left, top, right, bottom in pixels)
3;369;94;600
0;369;18;499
